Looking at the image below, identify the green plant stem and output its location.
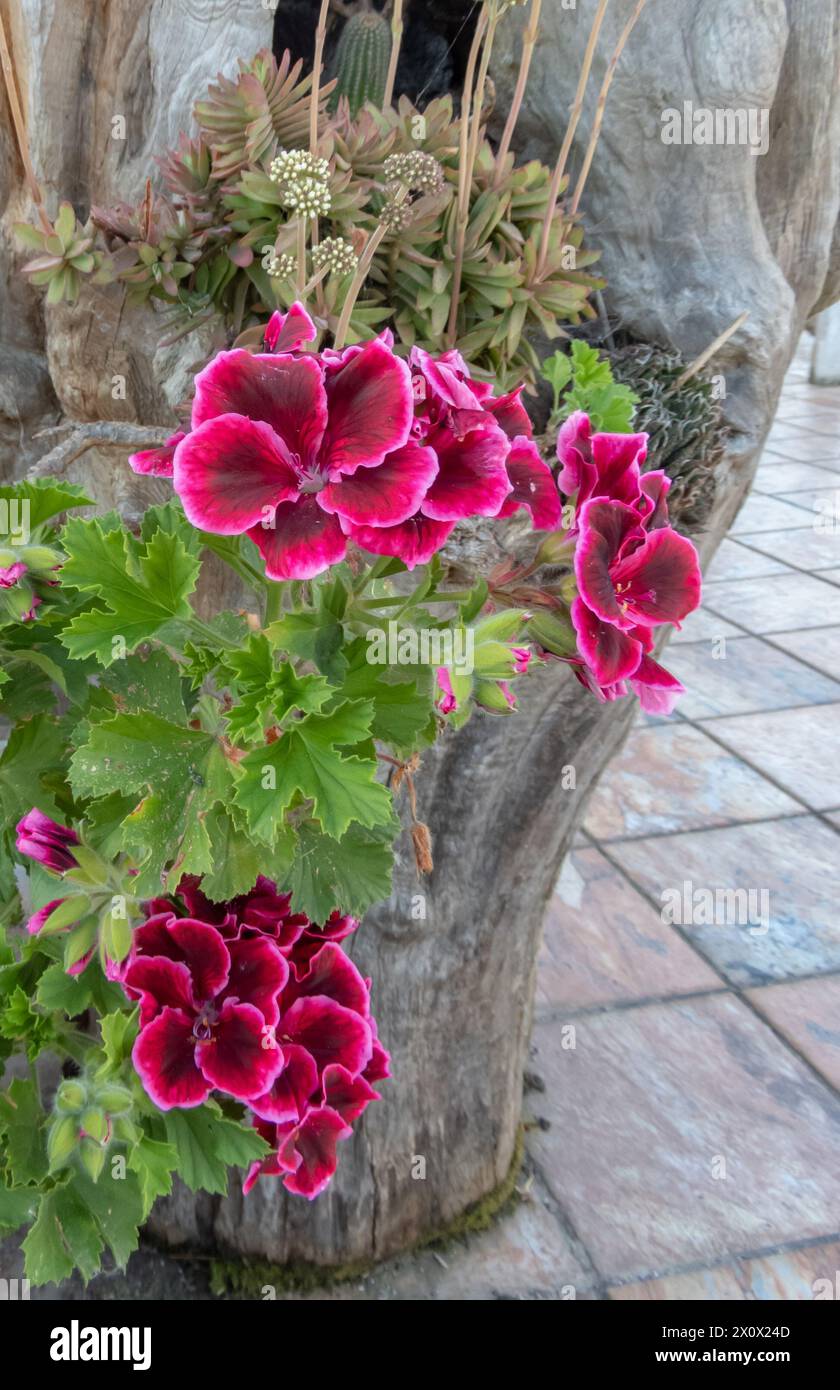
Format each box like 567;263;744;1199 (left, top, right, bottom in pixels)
296;217;307;298
264;583;285;626
357;590;474;608
186;617;241;652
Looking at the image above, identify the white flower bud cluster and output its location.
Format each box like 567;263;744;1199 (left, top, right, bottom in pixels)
266;251;298;278
269;149;332;218
382;151;445;195
312;237;358;276
379;200;414;235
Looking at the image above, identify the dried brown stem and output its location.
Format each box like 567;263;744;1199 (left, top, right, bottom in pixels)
383;0;404;108
493;0;542;184
310;0;332;155
0;9;52;234
446;3;491;344
536;0;610;277
667;311;749;395
568;0;647;217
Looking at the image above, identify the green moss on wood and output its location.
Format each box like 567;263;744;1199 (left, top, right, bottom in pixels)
210;1126;525;1298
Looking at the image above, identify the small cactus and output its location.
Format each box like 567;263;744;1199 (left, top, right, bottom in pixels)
331;10;392;116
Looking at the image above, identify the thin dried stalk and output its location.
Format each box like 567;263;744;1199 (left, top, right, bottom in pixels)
493;0;542;184
568;0;647;217
536;0;610;277
383;0;404;108
446;3;491;343
333;185;409;348
310;0;331;154
0;9;52;234
667;311;749;395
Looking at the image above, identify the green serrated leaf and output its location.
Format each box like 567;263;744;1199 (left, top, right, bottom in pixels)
236;700;391;843
58;517;199;665
163;1105;269;1194
286;821;397;920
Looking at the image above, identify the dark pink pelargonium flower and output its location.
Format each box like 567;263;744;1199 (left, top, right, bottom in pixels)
172;336;420;580
15;809;80;873
124;914;287;1110
575;498;701;628
556;411;648;524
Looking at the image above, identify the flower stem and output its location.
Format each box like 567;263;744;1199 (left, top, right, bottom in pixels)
536;0;609;279
264;582;285;626
447;4;489;345
333;185;408;349
310;0;331;155
493;0;542;185
567;0;648;219
296;217;307;298
383;0;404;108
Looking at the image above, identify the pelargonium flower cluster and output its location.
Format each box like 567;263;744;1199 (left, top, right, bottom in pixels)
129;303;559;580
124;876;389;1200
556;412;702;714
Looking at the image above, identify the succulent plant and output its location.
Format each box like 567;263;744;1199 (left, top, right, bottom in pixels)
609;342;727;529
194;48;331;179
331;9;392;116
14;202;101;305
16;44;602;387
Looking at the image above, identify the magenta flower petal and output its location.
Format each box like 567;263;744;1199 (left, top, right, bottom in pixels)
197;999;284;1100
435;666;457;713
590;431;647;507
166;918;231;1000
174;413;300;534
132;1007;210;1111
284;943;369;1017
556;411;593;497
123;956;196;1028
16;809;80;872
610;525;702;627
638;470;672;529
342;513;455;569
320;339;413;476
129;431;186;478
278;1105;352;1199
264;301;317;354
319;442;439;526
249;495;347;580
0;561;27;587
630;654;685;715
322;1063;379;1123
571;597;644;686
496;435;561;529
363;1037;392;1084
281;996;372;1077
191;351;327;465
250;1043;318;1124
574;499;647;625
409;345;483;411
27;898;65;935
218;935;289;1028
486;386;533;440
420;421;512;520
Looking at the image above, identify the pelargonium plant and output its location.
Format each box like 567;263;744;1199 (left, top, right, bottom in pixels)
0;303;700;1286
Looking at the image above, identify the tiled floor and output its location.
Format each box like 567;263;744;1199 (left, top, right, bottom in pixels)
528;334;840;1300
